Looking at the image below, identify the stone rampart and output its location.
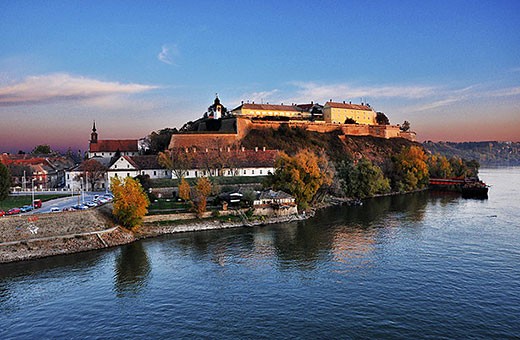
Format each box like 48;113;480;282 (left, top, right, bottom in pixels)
168;117;415;150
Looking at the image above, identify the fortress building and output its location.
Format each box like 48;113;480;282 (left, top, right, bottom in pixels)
323;101;376;125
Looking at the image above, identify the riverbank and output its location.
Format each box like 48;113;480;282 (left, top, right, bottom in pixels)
0;206;309;264
0;190;429;264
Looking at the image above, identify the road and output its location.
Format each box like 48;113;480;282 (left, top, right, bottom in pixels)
24;192;106;215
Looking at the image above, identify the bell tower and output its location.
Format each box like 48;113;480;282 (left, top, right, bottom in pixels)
90;120;98;144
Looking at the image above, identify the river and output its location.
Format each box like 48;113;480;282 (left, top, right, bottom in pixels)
1;167;519;339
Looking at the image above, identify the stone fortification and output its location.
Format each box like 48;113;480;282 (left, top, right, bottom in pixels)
169;117;415;150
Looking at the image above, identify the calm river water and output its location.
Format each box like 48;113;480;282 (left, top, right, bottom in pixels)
1;168;519;339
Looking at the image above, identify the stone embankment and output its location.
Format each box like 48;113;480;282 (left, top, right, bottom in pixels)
0;206;307;264
137;213;307;239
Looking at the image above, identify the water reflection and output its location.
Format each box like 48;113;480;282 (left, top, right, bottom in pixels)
163;192;433;272
114;242;151;297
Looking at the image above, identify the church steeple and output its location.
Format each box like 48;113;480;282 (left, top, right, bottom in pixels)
90;120;98;144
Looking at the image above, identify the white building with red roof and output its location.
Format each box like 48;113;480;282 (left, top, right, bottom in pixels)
87;121;139;159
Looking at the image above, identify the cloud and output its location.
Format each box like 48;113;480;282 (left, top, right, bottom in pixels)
158;44;178;65
232;89;281;104
288;82;437;103
0;73;158;106
488;86;520;97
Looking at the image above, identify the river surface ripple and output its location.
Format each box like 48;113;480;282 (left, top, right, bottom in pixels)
1;167;519;339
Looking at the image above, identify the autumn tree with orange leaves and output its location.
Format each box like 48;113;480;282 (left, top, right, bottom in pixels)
111;177;150;229
178;177;191;202
391;145;429;192
268;148;333;210
193;177;212;217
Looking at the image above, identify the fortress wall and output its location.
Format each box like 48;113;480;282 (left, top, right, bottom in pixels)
168;118;416;149
169;133;239;149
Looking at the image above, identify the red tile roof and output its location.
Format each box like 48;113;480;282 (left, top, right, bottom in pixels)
233;103;301;112
324;101;372;111
189;149;279;168
89;139;138;153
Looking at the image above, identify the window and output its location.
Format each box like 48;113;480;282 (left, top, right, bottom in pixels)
114;165;117;169
228;170;231;175
194;171;198;177
67;174;69;179
127;173;130;177
243;170;247;175
154;171;157;176
252;170;255;175
260;170;262;175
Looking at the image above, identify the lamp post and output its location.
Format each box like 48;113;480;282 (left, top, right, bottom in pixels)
31;178;35;209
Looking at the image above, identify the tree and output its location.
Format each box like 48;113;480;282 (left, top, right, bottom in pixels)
268;149;333;210
0;163;11;201
111;177;150;229
193;177;212;216
143;128;178;154
337;158;390;198
178;177;191;202
74;159;107;190
392;145;429;192
158;149;194;180
376;112;390;125
427;154;452;178
31;144;52;155
400;121;411;132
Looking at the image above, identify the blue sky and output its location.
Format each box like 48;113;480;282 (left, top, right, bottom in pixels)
1;0;519;153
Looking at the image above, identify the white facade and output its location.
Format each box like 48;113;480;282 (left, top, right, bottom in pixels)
88;150;138;159
107;156;170;187
180;166;274;179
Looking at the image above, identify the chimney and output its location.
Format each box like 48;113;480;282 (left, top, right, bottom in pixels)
193;147;197;153
227;147;230;152
343;100;345;104
219;147;222;152
262;146;266;151
252;101;254;104
185;148;188;153
241;146;245;152
349;101;351;104
205;148;208;153
255;147;258;152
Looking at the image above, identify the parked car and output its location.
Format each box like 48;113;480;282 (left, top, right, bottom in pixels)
0;210;5;217
85;201;98;208
7;208;21;215
21;205;34;213
49;207;60;213
62;207;75;212
72;204;88;210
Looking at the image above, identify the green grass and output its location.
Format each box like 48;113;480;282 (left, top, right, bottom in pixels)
0;194;69;211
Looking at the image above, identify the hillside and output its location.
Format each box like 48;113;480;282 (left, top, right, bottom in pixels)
423;141;520;166
241;125;419;165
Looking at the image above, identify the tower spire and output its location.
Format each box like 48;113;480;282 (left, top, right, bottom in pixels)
90;120;98;144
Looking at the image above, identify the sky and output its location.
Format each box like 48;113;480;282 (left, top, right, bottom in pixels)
1;0;519;153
